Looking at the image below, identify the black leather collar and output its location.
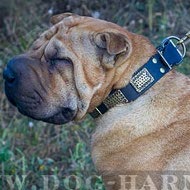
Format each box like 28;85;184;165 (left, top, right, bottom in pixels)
90;36;186;118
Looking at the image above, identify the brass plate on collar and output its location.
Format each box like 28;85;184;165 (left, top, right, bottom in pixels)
130;68;154;93
103;90;128;109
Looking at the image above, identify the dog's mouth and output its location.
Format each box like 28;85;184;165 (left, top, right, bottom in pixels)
5;84;77;125
17;103;77;125
41;107;76;124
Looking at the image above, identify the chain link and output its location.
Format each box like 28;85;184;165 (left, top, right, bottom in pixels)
177;31;190;45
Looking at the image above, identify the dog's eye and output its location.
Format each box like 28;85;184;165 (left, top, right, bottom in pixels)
50;57;72;65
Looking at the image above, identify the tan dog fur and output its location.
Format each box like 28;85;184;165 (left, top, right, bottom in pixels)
9;14;190;189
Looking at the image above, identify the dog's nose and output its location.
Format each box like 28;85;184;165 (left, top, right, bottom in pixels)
3;55;42;108
3;57;20;85
3;67;16;83
3;56;33;85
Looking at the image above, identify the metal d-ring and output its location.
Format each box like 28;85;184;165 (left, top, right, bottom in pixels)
161;36;186;58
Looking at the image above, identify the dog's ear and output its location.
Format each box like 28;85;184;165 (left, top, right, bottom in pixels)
50;12;78;25
94;32;130;68
95;32;129;55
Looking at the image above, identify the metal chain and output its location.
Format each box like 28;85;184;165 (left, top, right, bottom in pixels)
177;31;190;45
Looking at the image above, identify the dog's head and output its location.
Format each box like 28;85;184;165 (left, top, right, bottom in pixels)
3;13;153;124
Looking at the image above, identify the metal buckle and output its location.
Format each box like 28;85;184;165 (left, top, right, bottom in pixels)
161;36;186;58
157;49;172;70
157;36;186;69
90;108;102;118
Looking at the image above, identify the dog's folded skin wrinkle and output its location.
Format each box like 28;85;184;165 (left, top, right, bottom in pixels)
3;13;190;189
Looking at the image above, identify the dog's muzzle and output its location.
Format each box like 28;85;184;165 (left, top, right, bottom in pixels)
3;55;76;124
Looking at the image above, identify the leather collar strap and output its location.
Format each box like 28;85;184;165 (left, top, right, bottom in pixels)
90;36;186;118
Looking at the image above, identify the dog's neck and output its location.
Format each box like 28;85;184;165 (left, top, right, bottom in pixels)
88;34;155;114
90;33;184;118
91;33;183;118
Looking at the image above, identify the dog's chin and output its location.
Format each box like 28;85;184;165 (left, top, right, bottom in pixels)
5;90;77;124
41;108;76;124
17;106;77;125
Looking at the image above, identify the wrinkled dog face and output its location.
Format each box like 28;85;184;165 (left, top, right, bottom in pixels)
3;13;131;124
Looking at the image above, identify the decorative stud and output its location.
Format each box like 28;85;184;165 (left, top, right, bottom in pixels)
152;58;157;64
160;68;165;73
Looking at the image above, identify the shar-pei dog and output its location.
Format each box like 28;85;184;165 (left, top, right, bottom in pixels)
3;13;190;189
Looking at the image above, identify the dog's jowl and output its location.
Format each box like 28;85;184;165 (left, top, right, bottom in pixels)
3;13;190;190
